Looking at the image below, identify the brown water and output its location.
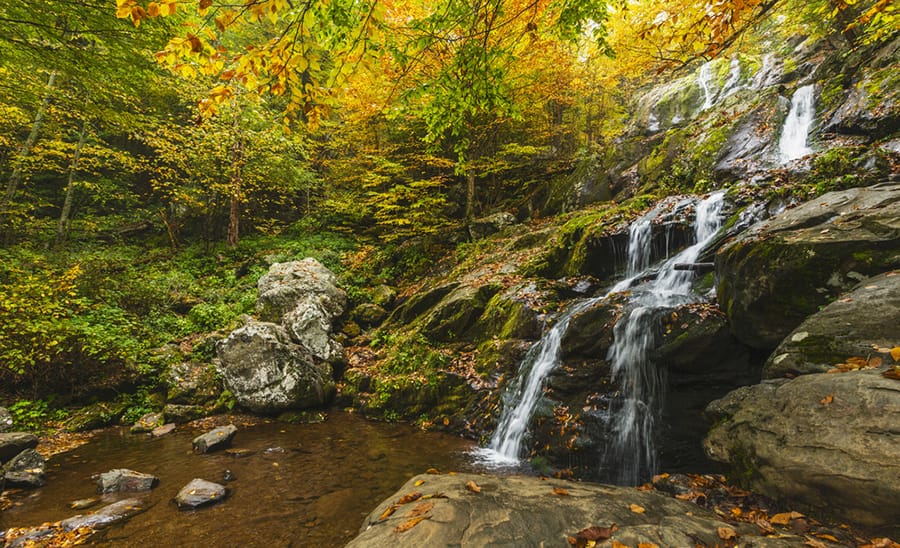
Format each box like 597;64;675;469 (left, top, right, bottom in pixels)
0;413;476;547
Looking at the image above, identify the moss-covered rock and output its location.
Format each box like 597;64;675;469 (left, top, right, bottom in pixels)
63;401;129;432
421;283;502;342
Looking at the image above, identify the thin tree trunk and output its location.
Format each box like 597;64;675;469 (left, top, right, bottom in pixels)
1;71;58;222
56;119;89;243
227;129;244;248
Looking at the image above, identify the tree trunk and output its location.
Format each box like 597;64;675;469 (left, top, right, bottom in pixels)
1;71;58;223
227;132;244;248
56;119;89;243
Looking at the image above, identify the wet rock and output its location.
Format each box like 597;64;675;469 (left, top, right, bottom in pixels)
94;468;159;493
222;469;235;482
0;432;38;463
3;448;45;488
716;183;900;349
130;412;164;434
165;361;221;406
764;271;900;378
0;407;12;433
370;285;397;308
216;321;336;413
472;284;543;343
192;424;237;454
351;303;388;328
386;283;459;325
174;478;227;509
256;258;347;323
69;498;100;510
347;473;806;547
163;403;206;424
713;98;781;181
704;369;900;529
60;497;148;530
821;60;900;140
151;423;176;437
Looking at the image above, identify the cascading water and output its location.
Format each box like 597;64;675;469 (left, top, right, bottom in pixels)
779;84;816;162
478;192;725;475
602;192;725;484
698;61;717;110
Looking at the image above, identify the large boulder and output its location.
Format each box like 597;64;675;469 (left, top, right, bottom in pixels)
165;361;221;406
347;472;804;547
0;432;38;463
704;369;900;529
421;283;501;342
716;183;900;349
764;270;900;378
282;300;344;364
216;321;336;413
256;259;346;323
3;448;45;488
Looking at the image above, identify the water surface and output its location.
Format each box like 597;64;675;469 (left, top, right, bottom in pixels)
1;412;475;547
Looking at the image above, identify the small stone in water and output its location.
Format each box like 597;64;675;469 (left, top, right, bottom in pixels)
223;469;235;482
69;498;100;510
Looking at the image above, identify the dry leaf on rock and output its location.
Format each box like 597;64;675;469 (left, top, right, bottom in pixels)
465;480;481;493
393;515;430;533
629;503;646;513
407;501;434;518
770;511;804;525
718;526;738;540
553;487;570;496
395;492;422;505
820;394;834;405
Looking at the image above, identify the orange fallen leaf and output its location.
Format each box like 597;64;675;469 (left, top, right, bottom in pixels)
629;503;646;514
572;524;618;542
756;518;776;534
891;347;900;362
407;500;434;518
395;492;422;505
612;542;629;548
425;468;440;474
393;515;430;533
414;479;425;487
718;526;738;540
813;533;840;542
637;543;660;548
869;356;883;368
377;505;397;521
820;394;834;405
465;480;481;493
883;367;900;381
553;487;570;496
770;511;804;525
804;536;828;548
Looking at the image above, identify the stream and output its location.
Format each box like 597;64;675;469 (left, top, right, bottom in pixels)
0;412;475;547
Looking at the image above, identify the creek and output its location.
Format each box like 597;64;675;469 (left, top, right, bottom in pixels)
0;413;474;547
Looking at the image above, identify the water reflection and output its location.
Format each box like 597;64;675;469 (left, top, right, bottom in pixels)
1;413;475;547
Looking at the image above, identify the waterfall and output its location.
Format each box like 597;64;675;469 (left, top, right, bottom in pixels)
478;193;725;473
779;84;816;163
698;61;716;110
602;192;725;484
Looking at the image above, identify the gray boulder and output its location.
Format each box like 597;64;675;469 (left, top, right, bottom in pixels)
165;361;221;405
256;259;347;323
764;271;900;378
94;469;159;493
704;369;900;529
347;472;806;547
216;321;336;413
3;448;45;488
282;300;344;364
0;407;12;432
0;432;38;463
717;183;900;349
174;478;227;509
192;424;237;454
468;211;517;239
350;303;388;328
130;412;164;434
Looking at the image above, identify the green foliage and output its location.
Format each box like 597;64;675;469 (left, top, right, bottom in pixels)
9;399;67;432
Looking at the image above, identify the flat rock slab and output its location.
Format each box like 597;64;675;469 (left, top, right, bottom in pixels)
174;478;227;509
130;412;164;433
0;432;38;463
705;368;900;529
151;423;176;437
347;473;810;547
192;424;237;453
95;468;159;493
764;270;900;378
60;498;148;530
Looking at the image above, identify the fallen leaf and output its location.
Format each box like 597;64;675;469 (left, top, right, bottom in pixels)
425;468;440;474
892;347;900;362
770;511;804;525
629;503;646;514
813;533;840;542
465;480;481;493
573;524;618;541
820;394;834;405
756;518;776;534
804;536;828;548
612;542;629;548
718;526;738;540
395;492;422;505
553;487;570;496
377;505;397;521
637;543;660;548
883;367;900;380
407;500;434;518
869;356;883;368
393;515;430;533
651;473;670;483
414;479;425;487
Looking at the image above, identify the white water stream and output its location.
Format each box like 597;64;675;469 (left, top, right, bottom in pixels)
698;61;717;110
779;84;816;162
477;193;726;480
